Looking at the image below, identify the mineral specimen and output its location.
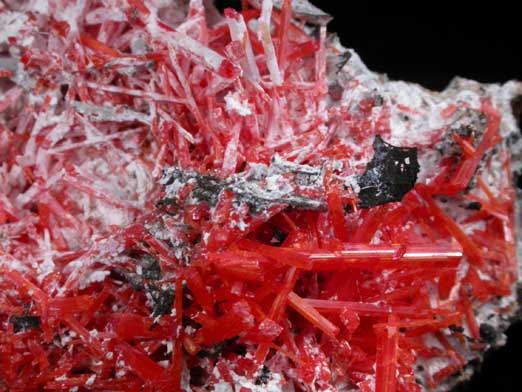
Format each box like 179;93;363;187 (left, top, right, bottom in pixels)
0;0;521;391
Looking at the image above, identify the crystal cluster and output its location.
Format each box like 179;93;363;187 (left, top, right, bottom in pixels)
0;1;521;391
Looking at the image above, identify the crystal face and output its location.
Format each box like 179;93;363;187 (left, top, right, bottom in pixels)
0;1;520;391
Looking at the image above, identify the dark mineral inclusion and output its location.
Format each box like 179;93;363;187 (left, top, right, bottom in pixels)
10;315;41;333
110;261;173;319
357;135;420;208
160;135;419;213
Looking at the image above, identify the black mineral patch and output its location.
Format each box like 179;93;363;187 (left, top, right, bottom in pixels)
139;254;162;280
189;366;207;386
154;197;179;215
449;324;465;333
197;336;246;358
111;267;145;291
511;95;522;190
270;227;288;246
465;201;482;211
111;267;173;319
334;51;352;74
197;341;226;358
511;95;522;130
10;315;41;333
149;286;175;318
191;173;225;206
479;323;498;343
255;365;271;385
161;168;224;207
357;135;419;208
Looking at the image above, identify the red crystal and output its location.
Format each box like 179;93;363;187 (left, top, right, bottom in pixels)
0;1;520;391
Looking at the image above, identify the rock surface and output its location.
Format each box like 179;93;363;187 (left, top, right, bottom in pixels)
0;0;520;391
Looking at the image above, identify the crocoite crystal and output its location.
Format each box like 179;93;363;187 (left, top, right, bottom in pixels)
0;0;521;391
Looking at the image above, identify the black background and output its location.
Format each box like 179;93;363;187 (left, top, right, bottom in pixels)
314;2;522;91
214;1;522;391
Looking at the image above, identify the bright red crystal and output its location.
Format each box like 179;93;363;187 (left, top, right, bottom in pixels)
0;1;520;391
